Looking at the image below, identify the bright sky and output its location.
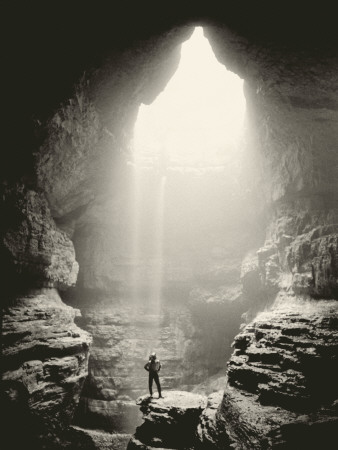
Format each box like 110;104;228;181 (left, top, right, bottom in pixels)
133;27;246;167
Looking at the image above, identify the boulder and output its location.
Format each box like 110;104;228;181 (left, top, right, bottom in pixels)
128;391;207;449
196;391;228;449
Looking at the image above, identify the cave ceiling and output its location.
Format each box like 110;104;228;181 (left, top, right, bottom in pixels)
3;1;338;182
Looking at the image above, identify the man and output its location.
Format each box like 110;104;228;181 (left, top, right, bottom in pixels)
144;352;163;398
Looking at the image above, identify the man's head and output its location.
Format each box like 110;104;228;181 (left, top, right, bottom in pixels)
150;352;156;360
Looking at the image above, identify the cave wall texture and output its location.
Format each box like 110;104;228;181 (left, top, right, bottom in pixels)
2;1;338;448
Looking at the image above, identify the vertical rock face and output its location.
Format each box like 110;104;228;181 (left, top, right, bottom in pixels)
228;296;338;407
36;84;102;219
217;272;338;448
0;185;79;290
0;182;92;449
2;289;92;449
0;183;91;447
196;391;226;449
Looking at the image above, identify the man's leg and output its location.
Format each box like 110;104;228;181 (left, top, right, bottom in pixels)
154;372;162;398
149;372;154;396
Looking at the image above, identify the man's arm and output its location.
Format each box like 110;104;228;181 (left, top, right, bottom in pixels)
144;362;150;371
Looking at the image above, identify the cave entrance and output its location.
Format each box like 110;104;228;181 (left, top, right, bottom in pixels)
72;27;250;434
129;27;246;307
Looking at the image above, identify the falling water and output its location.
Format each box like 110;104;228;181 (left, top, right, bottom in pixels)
130;157;141;303
130;150;167;309
129;155;167;362
150;174;167;305
130;26;246;363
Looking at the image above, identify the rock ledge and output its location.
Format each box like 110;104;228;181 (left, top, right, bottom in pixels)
128;390;207;449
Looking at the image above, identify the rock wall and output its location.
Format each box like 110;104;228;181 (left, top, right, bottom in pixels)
228;296;338;411
0;184;79;291
2;289;92;449
0;182;91;448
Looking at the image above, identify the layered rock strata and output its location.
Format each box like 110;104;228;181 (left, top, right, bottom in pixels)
217;294;338;448
229;295;338;410
0;182;92;448
2;289;92;448
218;381;338;449
128;391;207;449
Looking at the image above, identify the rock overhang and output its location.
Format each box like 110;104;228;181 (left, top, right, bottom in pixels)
3;1;338;183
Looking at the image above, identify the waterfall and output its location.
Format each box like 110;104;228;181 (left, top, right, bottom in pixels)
151;174;167;304
130;152;167;308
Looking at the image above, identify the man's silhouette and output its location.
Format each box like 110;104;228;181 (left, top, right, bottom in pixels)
144;352;163;398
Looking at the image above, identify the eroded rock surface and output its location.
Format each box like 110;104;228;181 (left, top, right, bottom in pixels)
1;185;79;290
128;391;207;449
2;289;92;448
217;383;338;449
217;295;338;448
229;296;338;411
196;391;226;449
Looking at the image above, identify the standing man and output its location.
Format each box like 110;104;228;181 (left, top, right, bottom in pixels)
144;352;163;398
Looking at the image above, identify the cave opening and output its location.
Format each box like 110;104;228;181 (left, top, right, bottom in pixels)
69;26;254;437
129;27;246;308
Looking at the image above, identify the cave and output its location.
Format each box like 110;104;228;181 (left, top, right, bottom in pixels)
2;2;338;449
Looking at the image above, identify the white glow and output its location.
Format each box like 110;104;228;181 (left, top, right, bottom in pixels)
133;27;246;167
